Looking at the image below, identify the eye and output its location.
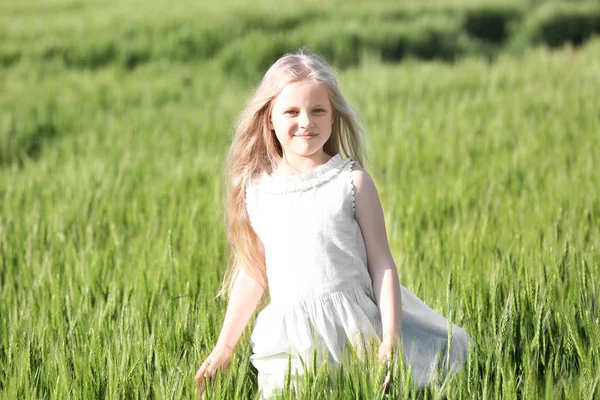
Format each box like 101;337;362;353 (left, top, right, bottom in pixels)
313;108;326;114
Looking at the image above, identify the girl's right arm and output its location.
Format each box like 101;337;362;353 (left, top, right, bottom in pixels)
195;267;265;395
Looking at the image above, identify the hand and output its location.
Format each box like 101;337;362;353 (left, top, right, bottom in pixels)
378;336;399;390
195;343;234;399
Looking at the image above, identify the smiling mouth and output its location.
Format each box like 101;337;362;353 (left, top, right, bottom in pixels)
295;134;316;137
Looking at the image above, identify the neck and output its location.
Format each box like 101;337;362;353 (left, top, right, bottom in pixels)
278;152;332;175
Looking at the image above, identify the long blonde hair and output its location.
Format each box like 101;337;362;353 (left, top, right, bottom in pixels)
220;48;366;297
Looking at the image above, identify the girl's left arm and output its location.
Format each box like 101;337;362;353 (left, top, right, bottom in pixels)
352;167;403;349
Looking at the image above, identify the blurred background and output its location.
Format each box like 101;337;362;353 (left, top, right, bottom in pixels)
1;0;599;398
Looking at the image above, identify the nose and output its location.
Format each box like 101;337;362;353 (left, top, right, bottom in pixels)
298;111;312;129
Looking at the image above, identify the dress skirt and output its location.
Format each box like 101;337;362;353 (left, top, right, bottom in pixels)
250;284;471;398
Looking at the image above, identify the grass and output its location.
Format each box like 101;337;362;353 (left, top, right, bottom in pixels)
2;0;600;71
1;0;600;398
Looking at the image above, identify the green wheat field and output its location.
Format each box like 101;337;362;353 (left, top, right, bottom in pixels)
1;0;599;398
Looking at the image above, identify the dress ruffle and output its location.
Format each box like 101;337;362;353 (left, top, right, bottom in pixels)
250;285;381;375
261;154;351;194
250;285;472;389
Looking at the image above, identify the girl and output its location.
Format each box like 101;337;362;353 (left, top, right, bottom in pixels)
195;49;471;398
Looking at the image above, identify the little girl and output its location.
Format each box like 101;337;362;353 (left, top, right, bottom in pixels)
196;49;471;398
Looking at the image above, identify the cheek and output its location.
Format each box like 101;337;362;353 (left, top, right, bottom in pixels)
321;117;333;131
274;118;294;132
272;123;289;141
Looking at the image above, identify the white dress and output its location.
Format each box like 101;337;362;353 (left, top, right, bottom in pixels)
245;154;471;398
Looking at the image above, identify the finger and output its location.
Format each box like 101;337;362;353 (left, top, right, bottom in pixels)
195;365;207;382
380;370;391;390
197;377;204;399
197;374;210;399
196;371;206;394
380;361;391;390
207;364;218;378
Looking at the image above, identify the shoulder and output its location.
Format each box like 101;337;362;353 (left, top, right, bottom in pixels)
350;163;378;197
349;164;385;228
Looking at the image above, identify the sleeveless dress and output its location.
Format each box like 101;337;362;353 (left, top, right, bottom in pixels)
245;154;471;398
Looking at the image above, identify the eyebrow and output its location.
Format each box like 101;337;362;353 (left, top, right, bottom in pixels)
280;103;330;111
282;104;328;108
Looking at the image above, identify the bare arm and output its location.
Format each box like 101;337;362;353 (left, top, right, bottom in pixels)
215;267;265;351
195;267;265;396
352;167;402;345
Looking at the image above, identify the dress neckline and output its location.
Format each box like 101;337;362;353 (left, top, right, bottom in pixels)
261;154;352;194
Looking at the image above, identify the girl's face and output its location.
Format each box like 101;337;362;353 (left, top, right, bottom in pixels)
268;80;334;163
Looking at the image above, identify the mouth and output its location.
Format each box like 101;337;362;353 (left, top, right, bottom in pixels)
295;133;317;138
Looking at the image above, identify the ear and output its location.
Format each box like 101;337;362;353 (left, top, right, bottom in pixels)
266;110;274;131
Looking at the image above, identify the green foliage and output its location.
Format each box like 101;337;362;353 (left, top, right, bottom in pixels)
463;2;524;43
218;15;471;79
2;0;600;74
518;1;600;47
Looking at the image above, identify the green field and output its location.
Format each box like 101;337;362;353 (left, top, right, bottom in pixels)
1;0;600;398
